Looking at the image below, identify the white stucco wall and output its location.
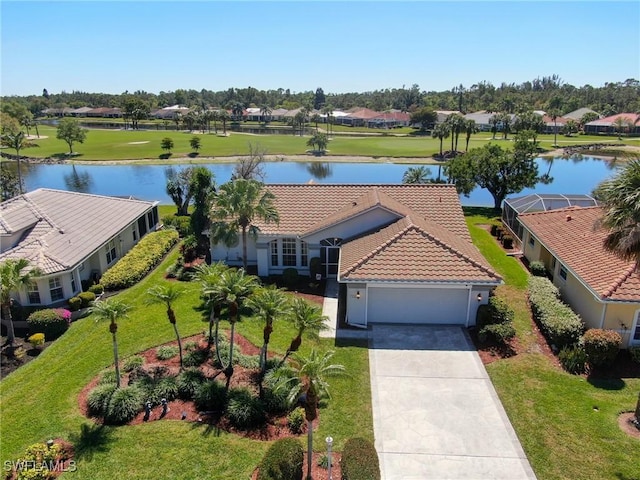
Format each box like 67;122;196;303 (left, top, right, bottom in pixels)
345;284;367;326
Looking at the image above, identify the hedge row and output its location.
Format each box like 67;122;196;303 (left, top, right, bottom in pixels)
26;308;71;339
341;437;381;480
101;230;179;290
257;438;303;480
527;276;584;348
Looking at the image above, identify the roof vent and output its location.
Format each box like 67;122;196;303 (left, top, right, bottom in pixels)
352;201;357;206
566;215;572;221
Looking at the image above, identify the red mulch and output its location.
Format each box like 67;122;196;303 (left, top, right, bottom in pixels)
250;452;342;480
618;412;640;439
4;438;75;480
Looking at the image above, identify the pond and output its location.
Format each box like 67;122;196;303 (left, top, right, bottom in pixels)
16;156;616;206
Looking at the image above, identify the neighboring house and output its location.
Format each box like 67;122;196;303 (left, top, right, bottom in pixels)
464;111;494;132
563;107;600;121
541;115;568;134
210;184;502;327
0;189;160;315
69;107;93;117
518;206;640;348
367;110;411;129
584;113;640;135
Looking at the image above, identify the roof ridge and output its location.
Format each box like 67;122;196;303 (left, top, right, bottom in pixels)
519;205;602;217
602;263;638;299
36;188;153;205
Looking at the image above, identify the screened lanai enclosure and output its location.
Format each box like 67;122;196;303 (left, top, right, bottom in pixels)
502;193;599;240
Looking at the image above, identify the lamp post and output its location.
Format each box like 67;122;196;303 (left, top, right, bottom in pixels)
326;436;333;480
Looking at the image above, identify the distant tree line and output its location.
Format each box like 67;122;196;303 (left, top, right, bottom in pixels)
2;76;639;119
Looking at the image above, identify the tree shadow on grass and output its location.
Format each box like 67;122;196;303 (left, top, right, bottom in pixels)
68;423;115;461
52;152;84;160
586;376;626;391
462;206;501;219
189;416;223;437
159;153;172;160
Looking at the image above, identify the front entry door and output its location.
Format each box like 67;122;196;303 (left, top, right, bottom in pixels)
323;246;340;278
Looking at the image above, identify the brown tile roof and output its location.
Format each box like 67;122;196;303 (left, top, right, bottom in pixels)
339;215;500;283
262;184;472;241
518;206;640;301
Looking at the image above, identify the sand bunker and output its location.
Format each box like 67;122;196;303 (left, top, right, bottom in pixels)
127;141;150;145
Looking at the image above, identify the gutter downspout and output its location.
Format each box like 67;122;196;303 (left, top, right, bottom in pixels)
599;303;607;329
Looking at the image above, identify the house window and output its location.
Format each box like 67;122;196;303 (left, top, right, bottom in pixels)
528;235;535;247
133;226;138;242
551;258;556;270
270;240;278;266
106;239;117;264
282;238;297;266
28;282;41;304
147;212;154;229
49;277;64;302
300;241;308;267
71;274;77;293
559;265;567;281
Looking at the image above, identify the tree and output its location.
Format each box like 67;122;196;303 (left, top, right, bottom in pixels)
563;119;579;136
219;110;230;135
402;166;432;184
56;118;87;154
306;132;328;153
1;164;22;200
579;112;599;131
0;112;21;135
165;166;195;215
548;109;561;146
321;105;334;137
246;285;290;380
193;262;228;359
445;132;540;209
230;102;245;122
231;142;267;181
500;112;512;140
189;136;201;153
310;113;321;132
0;131;38;194
281;297;328;366
313;87;326;110
613;117;627;139
431;122;450;157
463;119;478;152
259;104;272;124
90;299;132;388
146;285;185;369
489;114;501;139
409;107;437;132
0;259;42;346
161;137;174;154
189;166;215;245
121;96;149;130
269;349;345;480
209;179;279;271
513;111;544;143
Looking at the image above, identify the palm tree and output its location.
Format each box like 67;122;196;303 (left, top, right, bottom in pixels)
310;113;321;132
281;297;328;366
1;131;38;194
464;119;478;152
259;104;272;124
231;102;245;122
0;259;42;346
402;166;431;184
597;157;640;266
219;110;230;135
322;105;334;137
306;132;328;153
208;268;259;387
246;285;290;378
209;179;279;271
548;109;561;146
211;110;220;134
489;114;500;139
613;117;627;140
431;123;450;157
193;262;228;360
269;349;346;480
500;112;512;140
146;285;185;369
90;299;132;388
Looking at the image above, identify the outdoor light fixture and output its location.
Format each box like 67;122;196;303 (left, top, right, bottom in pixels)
326;436;334;480
477;293;482;302
356;291;361;300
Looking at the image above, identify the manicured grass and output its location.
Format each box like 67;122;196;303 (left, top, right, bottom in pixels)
6;126;637;162
0;246;372;478
466;209;640;480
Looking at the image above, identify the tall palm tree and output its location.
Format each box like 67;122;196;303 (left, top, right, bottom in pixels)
322;105;334;137
208;268;259;387
310;113;321;132
209;179;279;271
246;285;290;377
0;259;42;346
211;110;220;134
431;123;450;157
613;117;627;140
402;166;431;184
1;131;38;194
90;299;132;388
231;102;245;122
146;285;185;369
269;349;346;480
281;297;328;366
219;110;230;135
548;109;561;146
489;114;500;139
194;262;228;361
259;104;272;124
597;157;640;266
464;119;478;152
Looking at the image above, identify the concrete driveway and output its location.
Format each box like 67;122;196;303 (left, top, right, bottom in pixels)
369;324;537;480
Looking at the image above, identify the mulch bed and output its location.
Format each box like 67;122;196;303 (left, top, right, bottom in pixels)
250;452;342;480
617;412;640;440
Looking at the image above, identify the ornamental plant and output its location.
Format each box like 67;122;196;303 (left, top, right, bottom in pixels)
582;329;622;367
28;333;45;348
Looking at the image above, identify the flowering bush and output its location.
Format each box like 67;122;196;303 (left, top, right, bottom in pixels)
28;333;45;348
27;309;70;339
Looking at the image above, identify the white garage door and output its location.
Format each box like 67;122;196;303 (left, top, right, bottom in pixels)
367;287;469;324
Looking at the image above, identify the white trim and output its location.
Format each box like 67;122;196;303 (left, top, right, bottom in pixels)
631;310;640;346
600;303;607;329
465;288;473;327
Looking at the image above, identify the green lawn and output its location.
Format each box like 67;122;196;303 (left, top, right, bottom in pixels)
4;126;638;162
0;246;372;479
465;209;640;480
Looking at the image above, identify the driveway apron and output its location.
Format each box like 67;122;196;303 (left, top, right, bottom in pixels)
368;324;537;480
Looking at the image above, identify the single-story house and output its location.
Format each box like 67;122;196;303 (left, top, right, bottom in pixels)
518;206;640;348
563;107;600;122
584;113;640;135
0;189;160;315
210;184;502;327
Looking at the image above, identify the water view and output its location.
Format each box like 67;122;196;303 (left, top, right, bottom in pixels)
19;156;616;206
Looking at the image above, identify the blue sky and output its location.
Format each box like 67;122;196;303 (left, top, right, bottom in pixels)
1;1;639;97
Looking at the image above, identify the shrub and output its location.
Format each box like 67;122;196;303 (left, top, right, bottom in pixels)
262;382;290;414
184;341;198;351
88;284;104;295
10;441;69;480
583;329;622;367
257;438;304;480
309;256;322;280
101;230;179;290
558;345;587;374
123;355;144;372
287;407;305;434
282;267;299;288
194;380;226;411
87;383;118;417
153;376;179;403
28;333;45;348
98;369;118;385
490;224;500;236
341;437;381;480
183;348;209;367
529;261;547;277
475;304;492;329
488;296;514;324
67;296;82;311
236;352;260;369
501;235;514;249
78;291;96;308
104;385;144;424
161;214;192;237
495;227;504;240
26;309;69;339
176;368;206;400
527;276;584;349
629;347;640;364
227;387;266;429
478;322;516;343
181;235;199;263
156;345;179;360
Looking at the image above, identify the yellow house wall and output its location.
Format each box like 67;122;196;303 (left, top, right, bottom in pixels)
604;303;640;347
555;270;602;329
